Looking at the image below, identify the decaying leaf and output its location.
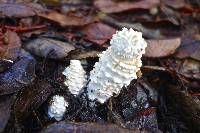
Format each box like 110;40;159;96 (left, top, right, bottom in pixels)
175;36;200;61
94;0;160;13
163;0;186;9
0;54;36;95
14;80;54;120
0;94;15;132
25;38;75;59
179;59;200;80
0;30;21;61
145;38;181;58
0;3;36;18
40;122;145;133
81;22;116;45
98;13;162;39
0;59;13;73
39;11;96;27
69;50;100;59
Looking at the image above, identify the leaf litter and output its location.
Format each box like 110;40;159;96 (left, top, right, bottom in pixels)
0;0;200;133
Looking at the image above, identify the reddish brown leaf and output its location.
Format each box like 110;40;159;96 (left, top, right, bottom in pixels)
0;3;36;18
0;94;15;132
39;11;96;27
81;22;116;45
145;38;181;58
175;36;200;61
0;30;21;61
94;0;160;13
14;80;54;120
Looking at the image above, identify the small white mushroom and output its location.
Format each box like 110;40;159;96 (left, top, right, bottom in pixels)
48;95;68;121
62;60;87;96
87;28;147;103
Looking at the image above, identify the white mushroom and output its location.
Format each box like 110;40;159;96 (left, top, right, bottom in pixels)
48;95;68;121
62;60;87;96
87;28;147;103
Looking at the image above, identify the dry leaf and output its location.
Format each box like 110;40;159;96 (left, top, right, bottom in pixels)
40;122;143;133
0;3;36;18
39;11;96;27
25;38;75;59
0;94;15;132
163;0;186;9
81;22;116;45
0;55;36;95
0;30;21;61
145;38;181;58
94;0;160;13
14;80;54;120
175;36;200;61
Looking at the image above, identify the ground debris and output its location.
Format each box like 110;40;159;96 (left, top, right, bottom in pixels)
40;121;146;133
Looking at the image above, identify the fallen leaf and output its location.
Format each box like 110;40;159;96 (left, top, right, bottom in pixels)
0;54;36;95
0;30;21;61
14;80;54;120
0;3;36;18
69;50;100;59
40;122;143;133
179;59;200;80
163;0;186;9
39;11;96;27
25;37;75;59
145;38;181;58
98;13;162;39
0;94;15;132
160;5;180;26
0;59;13;73
175;36;200;61
81;22;116;45
94;0;160;13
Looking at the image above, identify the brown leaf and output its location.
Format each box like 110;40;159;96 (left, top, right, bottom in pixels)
25;37;75;59
163;0;186;9
0;3;36;18
179;59;200;80
94;0;160;13
81;22;116;45
14;80;54;120
39;11;96;27
0;30;21;61
145;38;181;58
175;36;200;61
69;50;100;60
0;54;36;95
40;122;144;133
0;94;15;132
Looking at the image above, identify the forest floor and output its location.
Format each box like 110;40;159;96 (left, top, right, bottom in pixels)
0;0;200;133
